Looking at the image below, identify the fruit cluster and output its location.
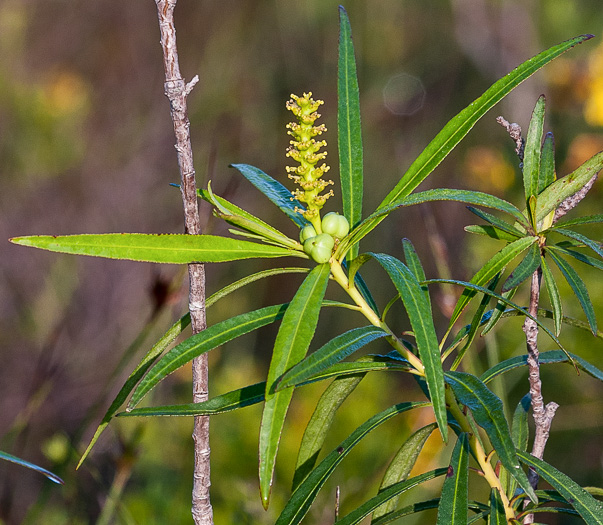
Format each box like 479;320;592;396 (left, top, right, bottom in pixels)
300;212;350;263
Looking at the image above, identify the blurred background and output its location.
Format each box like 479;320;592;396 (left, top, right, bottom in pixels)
1;1;602;523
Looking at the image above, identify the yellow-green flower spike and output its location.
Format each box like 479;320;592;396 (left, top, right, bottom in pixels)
286;92;333;231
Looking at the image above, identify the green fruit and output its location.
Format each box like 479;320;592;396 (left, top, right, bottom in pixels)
321;212;350;239
299;224;317;243
304;233;334;263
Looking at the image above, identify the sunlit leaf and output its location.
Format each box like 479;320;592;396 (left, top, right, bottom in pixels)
503;393;531;498
0;451;64;485
523;95;546;202
466;206;525;238
553;214;603;227
402;238;430;304
372;500;488;525
464;224;523;242
444;371;537;503
371;253;447;441
488;489;507;525
516;451;603;524
278;326;388;390
436;433;470;524
259;264;330;508
276;402;429;525
10;233;303;263
539;131;556;193
128;304;288;409
338;6;363;259
373;423;438;519
230;163;308;227
547;249;597;334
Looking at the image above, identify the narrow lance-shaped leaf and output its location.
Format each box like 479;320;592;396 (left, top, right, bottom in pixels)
278;326;388;390
541;256;562;336
292;367;366;491
338;6;363;259
358;35;593;242
0;451;64;485
444;371;537;503
402;238;430;304
549;243;603;271
370;253;447;442
488;489;507;525
547;249;597;334
517;451;603;524
539;131;556;193
553;214;603;227
502;242;541;293
259;264;331;508
535;150;603;224
436;433;470;525
502;393;531;499
129;304;288;409
464;224;523;242
230;163;308;227
373;423;438;519
523;95;546;202
336;469;448;525
275;402;430;525
550;228;603;259
466;206;525;238
10;233;303;263
448;236;537;327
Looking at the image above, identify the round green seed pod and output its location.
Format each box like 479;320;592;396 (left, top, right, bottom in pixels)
300;224;317;243
304;233;334;263
321;212;350;239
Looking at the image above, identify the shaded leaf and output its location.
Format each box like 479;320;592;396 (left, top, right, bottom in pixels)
502;243;541;292
372;500;488;525
551;228;603;259
547;249;597;334
541;257;562;335
0;451;64;485
517;451;603;524
338;6;363;259
539;131;556;193
259;264;331;508
554;214;603;227
230;163;308;227
503;394;531;498
276;402;430;525
481;287;516;336
402;238;430;304
444;371;536;503
373;423;438;519
10;233;302;263
466;206;525;238
436;433;470;525
371;253;447;441
464;224;523;242
550;243;603;271
488;489;507;525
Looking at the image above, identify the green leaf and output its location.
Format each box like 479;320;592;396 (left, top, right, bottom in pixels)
547;249;597;334
535;151;603;224
372;500;488;525
276;402;429;525
447;236;537;327
373;423;438;519
554;214;603;227
551;228;603;259
516;451;603;524
539;132;556;193
341;189;526;253
78;312;191;468
343;257;380;315
464;224;522;242
523;95;546;202
0;450;64;485
118;382;266;417
481;287;516;336
487;489;507;525
436;433;470;525
502;243;541;292
259;264;330;508
503;394;531;499
549;243;603;271
541;257;562;336
466;206;525;238
336;469;448;525
129;304;288;409
338;6;363;259
278;326;388;390
10;233;302;263
292;369;365;491
230;163;308;227
480;350;603;385
444;371;537;503
402;238;430;304
371;253;447;442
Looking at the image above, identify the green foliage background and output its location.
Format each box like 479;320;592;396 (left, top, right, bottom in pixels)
1;1;602;523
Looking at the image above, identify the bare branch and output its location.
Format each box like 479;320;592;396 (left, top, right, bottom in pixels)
155;1;213;524
497;116;525;165
553;174;597;223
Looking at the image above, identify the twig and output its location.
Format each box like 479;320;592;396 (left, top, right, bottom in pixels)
496;116;525;166
155;2;213;524
553;174;598;223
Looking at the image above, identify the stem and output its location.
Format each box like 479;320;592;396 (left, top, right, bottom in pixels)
329;260;425;373
154;2;213;524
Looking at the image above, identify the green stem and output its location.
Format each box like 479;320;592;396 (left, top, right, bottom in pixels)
329;260;425;374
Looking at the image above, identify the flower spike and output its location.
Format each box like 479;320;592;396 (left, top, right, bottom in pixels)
286;92;333;231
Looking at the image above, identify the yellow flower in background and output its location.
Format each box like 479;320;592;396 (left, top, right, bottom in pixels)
463;146;515;194
584;41;603;126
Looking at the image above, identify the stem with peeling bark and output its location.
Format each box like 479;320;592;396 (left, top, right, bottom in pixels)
154;1;213;523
